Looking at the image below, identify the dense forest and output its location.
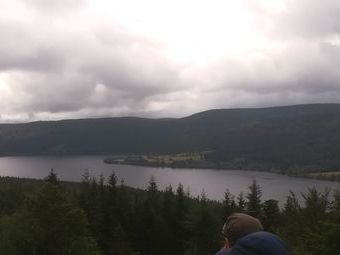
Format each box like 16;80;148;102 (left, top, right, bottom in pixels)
1;104;340;173
0;171;339;255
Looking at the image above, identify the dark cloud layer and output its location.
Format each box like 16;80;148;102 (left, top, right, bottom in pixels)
1;0;340;122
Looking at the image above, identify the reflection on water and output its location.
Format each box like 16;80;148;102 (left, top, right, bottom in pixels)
0;155;339;204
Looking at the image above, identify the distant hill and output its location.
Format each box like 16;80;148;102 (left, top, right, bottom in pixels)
1;104;340;173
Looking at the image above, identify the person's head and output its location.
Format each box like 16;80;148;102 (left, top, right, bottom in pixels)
222;213;263;247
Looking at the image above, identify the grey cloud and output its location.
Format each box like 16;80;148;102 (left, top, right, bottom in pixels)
2;0;340;122
0;2;183;120
202;39;340;110
274;0;340;38
0;42;181;118
0;20;65;72
242;0;340;40
24;0;85;14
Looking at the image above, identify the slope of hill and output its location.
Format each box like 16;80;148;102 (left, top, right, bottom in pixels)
1;104;340;173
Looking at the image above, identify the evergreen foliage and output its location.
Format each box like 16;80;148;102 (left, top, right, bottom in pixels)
246;179;262;216
0;183;99;255
222;189;237;220
1;173;340;255
45;168;59;186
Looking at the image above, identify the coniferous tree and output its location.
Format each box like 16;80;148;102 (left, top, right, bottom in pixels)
107;171;118;217
96;173;109;253
162;185;175;217
110;224;134;255
108;171;118;192
85;177;103;249
79;169;91;211
319;191;340;254
117;179;131;224
161;185;177;255
0;183;100;255
99;173;105;194
136;176;164;255
113;178;136;254
8;172;340;255
296;188;330;255
246;179;262;216
278;191;302;251
45;168;59;186
223;189;236;220
302;187;329;225
147;176;158;195
82;169;91;184
262;199;280;232
237;192;246;212
174;183;189;254
186;191;220;255
106;171;118;227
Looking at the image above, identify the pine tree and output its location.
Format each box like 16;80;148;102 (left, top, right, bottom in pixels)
162;185;176;224
319;191;340;254
146;176;159;209
186;193;220;255
96;173;109;252
136;176;164;255
262;199;280;232
105;171;119;245
116;179;131;233
108;171;118;192
161;185;177;255
147;176;158;193
82;169;91;185
293;188;331;255
223;189;236;220
279;191;302;251
174;183;189;254
246;179;262;216
110;224;134;255
45;168;59;186
302;187;329;224
237;192;246;212
0;183;100;255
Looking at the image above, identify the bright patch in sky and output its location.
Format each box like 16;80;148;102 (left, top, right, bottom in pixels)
86;0;269;64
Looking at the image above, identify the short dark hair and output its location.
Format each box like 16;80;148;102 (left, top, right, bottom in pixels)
222;213;263;246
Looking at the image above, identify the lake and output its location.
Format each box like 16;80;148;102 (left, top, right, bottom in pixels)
0;155;339;205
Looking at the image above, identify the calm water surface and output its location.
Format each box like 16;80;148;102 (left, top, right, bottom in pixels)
0;156;339;204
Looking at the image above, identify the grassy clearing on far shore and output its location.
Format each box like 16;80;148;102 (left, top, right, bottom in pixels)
307;171;340;177
144;152;203;164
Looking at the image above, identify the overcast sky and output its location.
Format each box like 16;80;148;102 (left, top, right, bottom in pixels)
1;0;340;122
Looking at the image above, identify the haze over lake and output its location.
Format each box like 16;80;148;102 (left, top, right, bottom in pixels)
0;156;338;204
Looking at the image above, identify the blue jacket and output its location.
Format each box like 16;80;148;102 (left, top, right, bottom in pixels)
216;231;290;255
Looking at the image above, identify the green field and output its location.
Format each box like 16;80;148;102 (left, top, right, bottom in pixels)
144;152;204;164
307;171;340;177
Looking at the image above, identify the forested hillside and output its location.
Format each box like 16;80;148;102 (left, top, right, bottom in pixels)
0;172;339;255
1;104;340;173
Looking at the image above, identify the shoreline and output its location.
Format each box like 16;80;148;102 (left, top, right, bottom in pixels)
1;154;339;183
104;158;340;183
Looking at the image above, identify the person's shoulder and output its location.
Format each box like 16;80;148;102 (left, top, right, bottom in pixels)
232;231;290;255
240;231;286;247
215;248;232;255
